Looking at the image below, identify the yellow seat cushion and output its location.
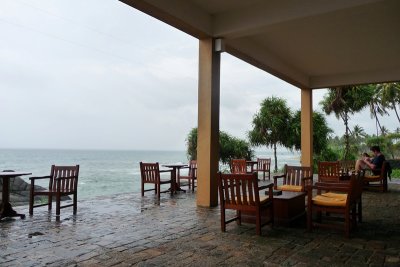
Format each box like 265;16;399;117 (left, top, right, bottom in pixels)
321;192;348;200
312;195;347;207
277;185;303;192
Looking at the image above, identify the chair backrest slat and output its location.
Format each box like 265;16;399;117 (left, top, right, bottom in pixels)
188;160;197;178
50;165;80;192
282;165;313;187
318;161;340;182
140;162;161;183
257;158;271;171
218;173;259;207
231;159;247;174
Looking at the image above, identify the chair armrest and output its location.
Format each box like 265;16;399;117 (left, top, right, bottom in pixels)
273;174;285;189
29;175;51;181
273;173;285;179
258;183;274;191
260;183;274;199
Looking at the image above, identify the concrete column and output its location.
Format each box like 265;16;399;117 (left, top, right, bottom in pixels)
301;88;313;167
196;38;220;207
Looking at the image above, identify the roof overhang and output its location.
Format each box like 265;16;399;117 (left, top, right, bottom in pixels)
120;0;400;89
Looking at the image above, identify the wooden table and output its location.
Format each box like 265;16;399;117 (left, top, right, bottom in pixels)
0;171;32;220
162;164;188;193
273;191;306;226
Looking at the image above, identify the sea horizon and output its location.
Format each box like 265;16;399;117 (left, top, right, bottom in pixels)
0;148;301;200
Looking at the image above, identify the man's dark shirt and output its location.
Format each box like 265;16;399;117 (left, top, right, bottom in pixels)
371;154;385;175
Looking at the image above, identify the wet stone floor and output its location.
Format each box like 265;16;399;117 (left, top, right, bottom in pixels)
1;183;400;267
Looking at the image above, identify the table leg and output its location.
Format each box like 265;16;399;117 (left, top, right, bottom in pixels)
0;177;25;220
174;167;186;193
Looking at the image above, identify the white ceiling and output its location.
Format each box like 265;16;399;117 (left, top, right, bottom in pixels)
120;0;400;89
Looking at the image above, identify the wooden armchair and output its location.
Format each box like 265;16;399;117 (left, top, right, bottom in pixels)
217;172;274;235
255;158;271;180
339;160;356;174
178;160;197;191
140;162;173;200
318;161;341;182
29;165;79;220
363;161;388;192
273;165;313;192
307;172;363;238
231;159;247;174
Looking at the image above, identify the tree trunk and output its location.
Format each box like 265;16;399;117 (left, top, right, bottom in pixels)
373;107;383;135
342;112;350;160
393;102;400;124
273;143;278;172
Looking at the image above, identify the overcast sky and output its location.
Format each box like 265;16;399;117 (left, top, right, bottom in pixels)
1;0;398;151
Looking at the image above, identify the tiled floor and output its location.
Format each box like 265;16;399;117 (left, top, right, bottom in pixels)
1;183;400;266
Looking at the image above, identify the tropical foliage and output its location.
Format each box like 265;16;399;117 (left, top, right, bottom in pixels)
248;96;292;172
185;128;254;165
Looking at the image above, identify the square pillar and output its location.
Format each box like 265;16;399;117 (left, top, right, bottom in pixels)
301;89;313;167
196;38;220;207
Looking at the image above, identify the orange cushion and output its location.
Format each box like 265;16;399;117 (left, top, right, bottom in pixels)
312;195;347;207
277;185;303;192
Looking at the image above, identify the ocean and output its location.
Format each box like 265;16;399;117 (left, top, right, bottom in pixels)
0;149;301;199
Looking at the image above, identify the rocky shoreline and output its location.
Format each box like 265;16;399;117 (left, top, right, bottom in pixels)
0;176;70;207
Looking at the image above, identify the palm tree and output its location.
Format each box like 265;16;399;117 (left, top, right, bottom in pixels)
368;85;388;136
248;96;292;172
378;82;400;125
320;86;372;159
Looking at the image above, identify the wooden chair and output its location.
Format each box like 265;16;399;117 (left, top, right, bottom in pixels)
339;160;356;174
178;160;197;191
307;172;363;238
273;165;313;192
231;159;247;174
363;161;388;192
318;161;341;182
255;158;271;180
217;172;274;235
29;165;79;220
140;162;173;199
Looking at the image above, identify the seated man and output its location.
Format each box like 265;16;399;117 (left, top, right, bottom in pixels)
355;146;385;175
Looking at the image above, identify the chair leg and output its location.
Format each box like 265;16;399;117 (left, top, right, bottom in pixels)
141;181;144;197
345;212;350;238
307;202;312;232
29;182;34;215
73;192;77;215
256;210;261;235
48;195;52;211
157;183;161;200
56;193;61;221
221;206;226;232
236;210;241;225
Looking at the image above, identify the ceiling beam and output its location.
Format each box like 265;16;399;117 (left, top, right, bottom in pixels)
213;0;383;38
225;38;309;89
310;67;400;89
120;0;213;38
